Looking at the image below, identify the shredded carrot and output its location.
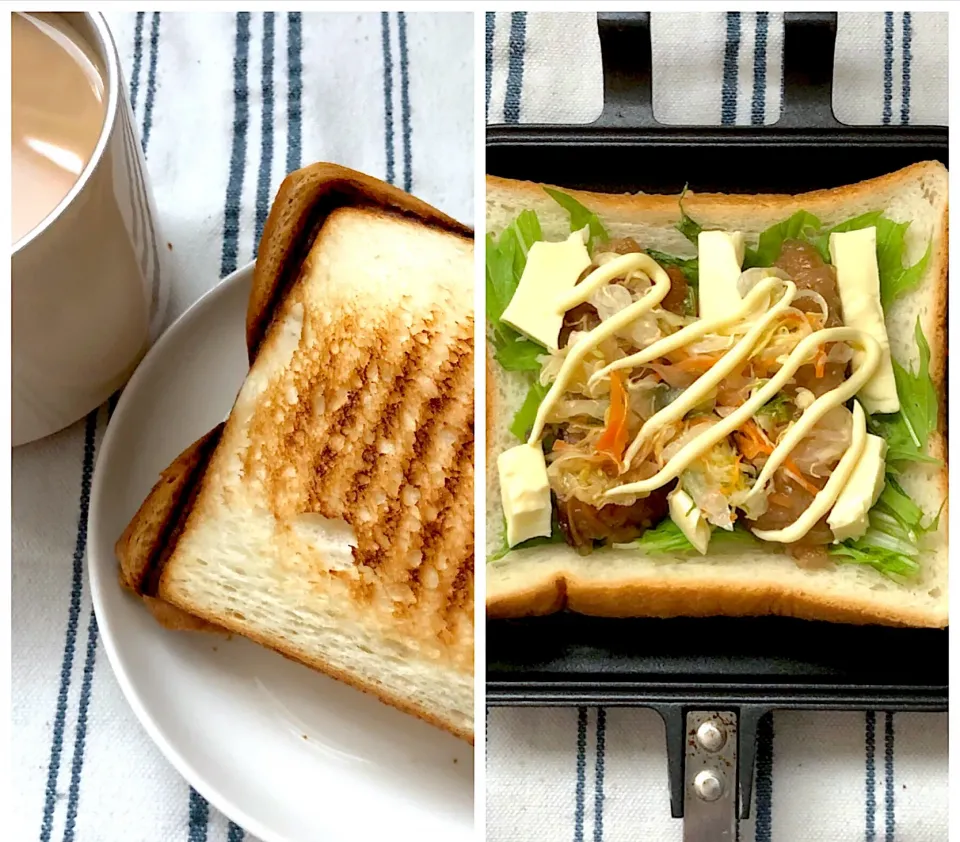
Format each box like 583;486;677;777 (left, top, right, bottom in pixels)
814;346;828;379
737;420;821;495
783;458;821;495
735;419;774;460
595;370;630;464
552;440;572;452
673;354;722;374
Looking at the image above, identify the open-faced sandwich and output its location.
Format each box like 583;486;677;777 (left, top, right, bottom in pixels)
486;162;947;627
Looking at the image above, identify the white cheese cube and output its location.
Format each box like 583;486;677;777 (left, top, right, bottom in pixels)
668;488;711;555
697;230;745;321
829;227;900;414
500;229;592;351
498;442;553;547
827;433;888;542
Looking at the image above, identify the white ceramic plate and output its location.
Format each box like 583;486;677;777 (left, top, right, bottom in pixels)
88;264;473;842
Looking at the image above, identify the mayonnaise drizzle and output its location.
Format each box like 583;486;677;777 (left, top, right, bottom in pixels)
751;400;868;543
741;336;882;511
554;252;665;313
526;260;671;445
603;327;881;499
587;276;788;389
620;281;797;468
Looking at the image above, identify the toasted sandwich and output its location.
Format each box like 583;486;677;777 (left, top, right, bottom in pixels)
118;164;475;741
486;161;947;628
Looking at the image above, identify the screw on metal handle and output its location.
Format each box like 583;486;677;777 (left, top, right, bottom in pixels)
683;711;737;842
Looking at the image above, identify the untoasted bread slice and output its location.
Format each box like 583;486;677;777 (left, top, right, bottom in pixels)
486;161;948;628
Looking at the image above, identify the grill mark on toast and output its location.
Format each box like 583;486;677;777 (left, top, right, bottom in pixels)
324;320;436;507
356;333;473;572
308;353;379;488
399;420;473;602
408;431;474;613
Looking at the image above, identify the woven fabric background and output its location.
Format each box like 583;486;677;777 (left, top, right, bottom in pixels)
485;11;948;842
11;12;472;842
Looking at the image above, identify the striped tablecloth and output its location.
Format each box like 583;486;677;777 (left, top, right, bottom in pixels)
11;12;473;842
485;11;948;842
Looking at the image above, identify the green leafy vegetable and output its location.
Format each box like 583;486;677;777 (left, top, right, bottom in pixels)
830;477;938;581
867;317;940;467
509;380;549;441
646;249;700;286
543;187;609;251
619;519;758;554
494;341;543;373
743;210;822;268
486;213;548;374
675;185;703;245
756;391;793;424
874;217;932;308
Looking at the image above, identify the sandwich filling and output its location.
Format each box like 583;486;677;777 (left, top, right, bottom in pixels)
489;188;941;580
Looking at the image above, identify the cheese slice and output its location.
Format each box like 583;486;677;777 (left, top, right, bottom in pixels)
751;401;868;543
698;230;746;321
668;488;711;554
827;433;888;542
500;229;592;351
498;442;552;547
829;227;900;414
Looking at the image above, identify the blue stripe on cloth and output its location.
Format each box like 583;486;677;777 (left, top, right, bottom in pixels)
485;12;494;119
38;410;98;842
254;11;276;256
573;707;587;842
504;11;526;124
866;711;877;841
188;788;209;842
286;12;303;173
61;609;99;842
754;712;774;842
721;12;741;126
227;821;246;842
141;13;162;151
220;12;252;279
593;708;606;842
381;12;396;186
885;713;895;840
751;13;769;125
398;11;413;192
883;12;894;125
129;12;146;114
900;13;912;125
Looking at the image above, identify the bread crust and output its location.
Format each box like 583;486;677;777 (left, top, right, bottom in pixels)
487;560;945;628
115;425;224;633
487;163;948;627
249;163;472;363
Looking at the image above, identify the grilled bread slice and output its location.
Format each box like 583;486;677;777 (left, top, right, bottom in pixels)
117;165;475;741
486;161;947;628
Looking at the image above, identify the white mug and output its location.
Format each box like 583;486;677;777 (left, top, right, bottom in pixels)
12;12;168;447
